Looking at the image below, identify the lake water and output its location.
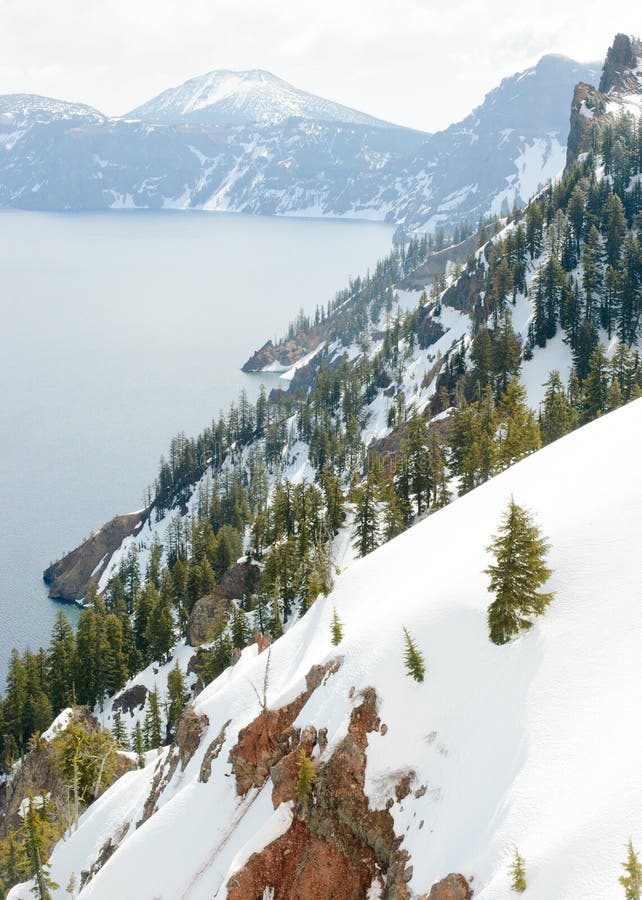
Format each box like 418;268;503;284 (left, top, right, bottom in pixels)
0;210;392;681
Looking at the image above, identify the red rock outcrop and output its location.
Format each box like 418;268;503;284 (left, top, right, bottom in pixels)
422;873;473;900
227;686;413;900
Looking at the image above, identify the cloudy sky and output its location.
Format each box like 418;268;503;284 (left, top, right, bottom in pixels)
0;0;639;131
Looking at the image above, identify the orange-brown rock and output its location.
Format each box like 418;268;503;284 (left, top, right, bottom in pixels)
227;686;413;900
421;873;473;900
228;659;341;795
270;725;317;808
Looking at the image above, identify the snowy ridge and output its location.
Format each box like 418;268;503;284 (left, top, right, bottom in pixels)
0;55;599;232
126;69;393;128
10;398;642;899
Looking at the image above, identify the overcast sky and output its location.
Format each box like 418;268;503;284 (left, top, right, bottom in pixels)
0;0;639;131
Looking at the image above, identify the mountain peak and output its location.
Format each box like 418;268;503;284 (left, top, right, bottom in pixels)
125;68;395;129
598;33;642;94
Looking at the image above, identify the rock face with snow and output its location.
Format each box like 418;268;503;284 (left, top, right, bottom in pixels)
0;56;598;231
567;33;642;165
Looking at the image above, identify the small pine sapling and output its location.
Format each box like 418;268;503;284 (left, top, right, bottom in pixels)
331;606;344;646
509;846;527;893
620;839;642;900
402;627;426;682
295;748;317;804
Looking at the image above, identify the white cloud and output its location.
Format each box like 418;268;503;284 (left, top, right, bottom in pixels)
0;0;638;130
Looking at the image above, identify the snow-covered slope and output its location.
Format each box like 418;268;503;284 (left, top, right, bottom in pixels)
12;398;642;899
126;68;393;127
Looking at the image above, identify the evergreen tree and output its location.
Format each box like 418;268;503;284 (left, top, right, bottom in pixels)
231;606;251;650
496;378;541;469
330;606;344;646
21;796;58;900
352;475;380;557
620;839;642;900
485;498;554;645
540;371;577;445
47;612;75;713
295;748;316;804
509;846;527;893
143;689;163;750
402;627;426;682
111;711;128;750
166;663;189;739
133;721;145;768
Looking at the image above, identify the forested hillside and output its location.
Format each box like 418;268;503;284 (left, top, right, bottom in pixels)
1;32;642;900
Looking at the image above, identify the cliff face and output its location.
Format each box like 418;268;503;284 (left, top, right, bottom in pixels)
567;34;642;167
598;33;642;93
43;510;146;602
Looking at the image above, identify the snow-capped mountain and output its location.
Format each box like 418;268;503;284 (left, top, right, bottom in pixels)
0;94;103;123
0;55;599;231
126;68;393;127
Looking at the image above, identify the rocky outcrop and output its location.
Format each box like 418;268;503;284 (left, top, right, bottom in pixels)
421;873;473;900
43;510;147;602
242;337;317;373
186;562;249;645
228;658;342;795
199;720;231;783
112;683;148;716
175;706;209;771
599;34;642;94
227;686;413;900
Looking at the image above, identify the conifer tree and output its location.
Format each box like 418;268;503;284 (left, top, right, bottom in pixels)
295;748;316;804
509;846;527;893
619;839;642;900
402;627;426;682
143;689;163;750
330;606;344;646
21;796;58;900
485;498;554;645
352;475;380;557
166;663;189;738
133;721;145;768
111;711;128;750
540;371;577;445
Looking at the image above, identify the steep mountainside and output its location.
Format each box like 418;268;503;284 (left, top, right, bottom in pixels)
126;68;393;127
9;399;642;900
3;33;642;900
0;55;598;231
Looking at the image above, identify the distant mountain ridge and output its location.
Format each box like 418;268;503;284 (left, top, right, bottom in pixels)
125;68;395;128
0;55;600;230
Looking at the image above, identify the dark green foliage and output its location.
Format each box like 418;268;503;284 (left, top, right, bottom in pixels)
485;498;554;645
143;689;163;750
166;663;189;739
402;627;426;682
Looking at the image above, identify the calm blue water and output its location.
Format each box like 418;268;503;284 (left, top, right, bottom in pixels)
0;210;392;681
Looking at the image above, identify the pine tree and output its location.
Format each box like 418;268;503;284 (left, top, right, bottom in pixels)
21;796;58;900
496;377;541;469
295;748;316;804
352;475;380;557
111;711;129;750
402;627;426;682
485;498;554;645
330;606;344;646
540;371;577;445
619;839;642;900
166;662;189;738
509;846;527;893
143;689;163;750
133;721;145;768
